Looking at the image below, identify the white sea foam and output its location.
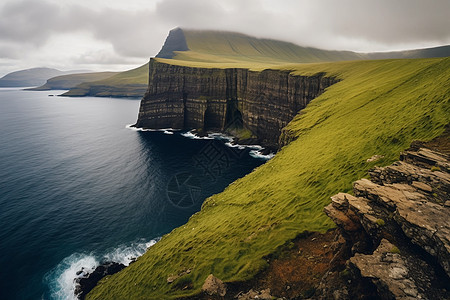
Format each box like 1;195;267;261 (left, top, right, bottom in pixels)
224;142;246;150
249;149;275;160
180;130;213;140
125;124;177;133
207;132;234;142
45;238;159;300
128;126;274;159
103;239;158;266
45;253;98;300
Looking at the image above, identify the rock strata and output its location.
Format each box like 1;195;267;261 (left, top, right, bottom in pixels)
321;144;450;299
135;59;337;149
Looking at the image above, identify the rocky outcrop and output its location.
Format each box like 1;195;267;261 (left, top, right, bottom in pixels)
350;239;424;299
134;59;337;149
236;288;273;300
320;144;450;299
74;262;125;300
201;274;227;297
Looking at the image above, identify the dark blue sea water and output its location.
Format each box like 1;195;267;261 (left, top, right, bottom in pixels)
0;88;266;300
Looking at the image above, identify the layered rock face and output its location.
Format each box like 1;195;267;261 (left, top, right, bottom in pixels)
135;59;337;149
320;144;450;299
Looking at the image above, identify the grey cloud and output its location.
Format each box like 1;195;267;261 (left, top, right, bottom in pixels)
72;49;144;65
0;0;168;58
309;0;450;45
0;0;60;46
0;0;449;75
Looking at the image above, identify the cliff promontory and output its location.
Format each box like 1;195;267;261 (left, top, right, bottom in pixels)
135;59;337;148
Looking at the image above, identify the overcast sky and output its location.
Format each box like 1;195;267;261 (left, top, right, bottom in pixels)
1;0;449;76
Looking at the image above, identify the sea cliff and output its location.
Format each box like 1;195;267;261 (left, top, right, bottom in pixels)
87;57;449;300
134;59;337;149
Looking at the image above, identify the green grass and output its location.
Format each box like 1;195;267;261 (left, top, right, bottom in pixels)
87;57;450;299
178;30;364;65
431;166;441;172
390;246;401;254
62;63;149;97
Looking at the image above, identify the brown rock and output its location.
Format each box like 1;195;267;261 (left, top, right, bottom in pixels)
324;193;361;232
350;239;421;300
237;288;273;300
201;274;227;297
321;145;450;299
367;154;384;162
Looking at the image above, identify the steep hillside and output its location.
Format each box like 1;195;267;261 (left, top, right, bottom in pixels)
0;67;85;87
87;57;450;299
27;72;118;91
62;63;148;98
158;28;364;64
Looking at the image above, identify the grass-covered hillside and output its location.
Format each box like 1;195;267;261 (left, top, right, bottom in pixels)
27;71;118;91
62;63;149;98
166;28;363;64
87;57;450;299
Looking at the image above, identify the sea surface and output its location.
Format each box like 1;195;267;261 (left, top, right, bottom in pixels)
0;88;266;299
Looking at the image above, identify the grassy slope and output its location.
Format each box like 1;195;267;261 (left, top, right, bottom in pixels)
176;30;363;64
164;30;449;66
62;63;149;97
28;72;118;91
87;57;450;299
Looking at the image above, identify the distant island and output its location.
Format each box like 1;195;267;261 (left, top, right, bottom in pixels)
0;67;88;87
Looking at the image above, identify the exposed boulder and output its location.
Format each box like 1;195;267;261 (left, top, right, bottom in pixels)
350;239;422;299
236;288;273;300
201;274;227;297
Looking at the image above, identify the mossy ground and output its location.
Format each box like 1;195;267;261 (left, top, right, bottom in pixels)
87;57;449;299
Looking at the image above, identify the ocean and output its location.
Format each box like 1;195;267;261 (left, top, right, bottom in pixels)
0;88;266;299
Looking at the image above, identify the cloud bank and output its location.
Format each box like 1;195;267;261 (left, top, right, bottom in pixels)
0;0;449;75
